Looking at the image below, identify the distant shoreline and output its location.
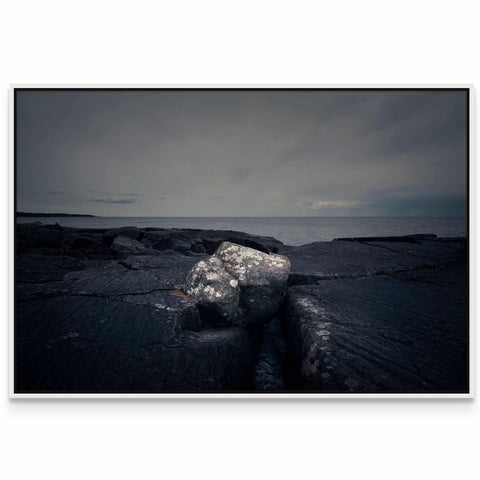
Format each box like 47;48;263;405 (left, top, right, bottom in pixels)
15;216;467;245
17;212;96;218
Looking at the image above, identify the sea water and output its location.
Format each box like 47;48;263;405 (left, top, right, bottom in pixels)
16;216;467;246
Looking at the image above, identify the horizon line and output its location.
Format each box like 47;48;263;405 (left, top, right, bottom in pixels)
16;214;468;219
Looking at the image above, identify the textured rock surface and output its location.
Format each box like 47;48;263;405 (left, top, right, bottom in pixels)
142;228;283;255
284;265;468;393
16;254;259;393
111;235;148;256
284;236;466;285
15;226;282;392
120;251;207;274
103;226;141;244
184;257;240;326
17;223;71;251
215;242;291;324
17;254;86;283
184;242;291;326
15;223;468;394
16;291;258;392
253;317;286;391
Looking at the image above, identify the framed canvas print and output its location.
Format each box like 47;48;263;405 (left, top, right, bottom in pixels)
10;86;471;397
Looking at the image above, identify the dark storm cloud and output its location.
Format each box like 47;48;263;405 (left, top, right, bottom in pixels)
16;89;468;217
369;91;467;156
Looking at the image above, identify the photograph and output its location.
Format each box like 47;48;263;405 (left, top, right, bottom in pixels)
12;87;470;395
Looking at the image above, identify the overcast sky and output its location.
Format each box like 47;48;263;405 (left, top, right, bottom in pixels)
16;89;468;217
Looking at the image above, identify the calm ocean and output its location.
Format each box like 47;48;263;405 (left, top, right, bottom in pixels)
16;216;467;246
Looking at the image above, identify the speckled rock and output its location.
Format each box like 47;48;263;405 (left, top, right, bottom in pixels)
185;242;290;326
184;256;241;326
214;242;291;324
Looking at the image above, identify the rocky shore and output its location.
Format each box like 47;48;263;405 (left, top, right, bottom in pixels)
15;222;468;393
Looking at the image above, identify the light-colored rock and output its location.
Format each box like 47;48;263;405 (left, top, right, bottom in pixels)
215;241;290;285
184;257;240;326
184;242;291;326
215;242;290;324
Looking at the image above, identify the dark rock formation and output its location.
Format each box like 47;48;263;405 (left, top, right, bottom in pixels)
284;236;466;285
17;254;86;283
334;234;438;243
16;248;260;392
282;236;468;393
17;223;71;252
111;235;148;257
103;226;141;244
119;251;207;275
15;223;468;394
152;237;175;250
253;317;286;391
70;235;112;257
16;289;258;392
191;239;206;254
142;228;283;255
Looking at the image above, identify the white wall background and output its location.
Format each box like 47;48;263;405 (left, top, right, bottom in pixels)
1;1;478;479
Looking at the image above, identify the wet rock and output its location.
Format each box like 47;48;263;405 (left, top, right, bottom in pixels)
184;257;240;326
215;242;290;324
283;265;468;393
